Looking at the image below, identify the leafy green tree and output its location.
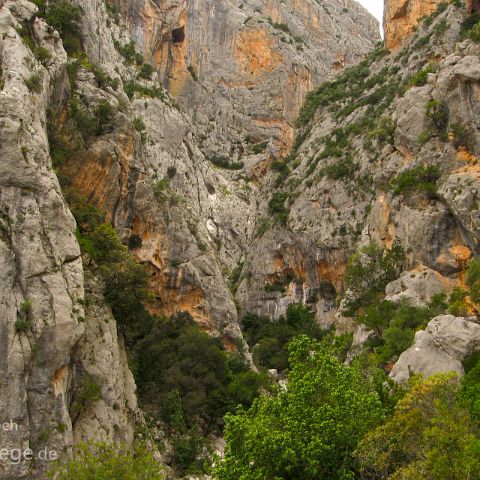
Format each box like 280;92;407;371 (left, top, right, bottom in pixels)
355;373;480;480
213;335;385;480
48;442;164;480
460;354;480;421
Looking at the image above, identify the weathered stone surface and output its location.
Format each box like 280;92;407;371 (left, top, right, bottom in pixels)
390;315;480;383
110;0;379;153
384;0;442;50
385;265;452;306
0;2;143;477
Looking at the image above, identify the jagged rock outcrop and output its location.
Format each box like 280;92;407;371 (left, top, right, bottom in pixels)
384;0;441;50
237;3;479;331
390;315;480;383
56;0;381;342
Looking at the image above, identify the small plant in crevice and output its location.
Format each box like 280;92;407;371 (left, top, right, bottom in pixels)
187;65;198;81
25;73;43;93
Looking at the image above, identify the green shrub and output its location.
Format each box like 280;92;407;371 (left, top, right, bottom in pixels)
250;141;268;154
15;319;32;332
94;101;117;134
322;156;358;181
45;1;82;54
268;192;289;224
25;73;43;93
407;63;437;88
208;155;243;170
20;298;32;315
133;117;146;133
459;11;480;40
450;122;476;151
425;98;449;138
187;65;198;81
69;99;98;141
153;178;170;203
47;442;164;480
91;64;119;90
355;373;480;480
33;46;51;64
391;165;441;197
139;63;154;80
123;81;164;100
71;377;102;416
114;40;137;64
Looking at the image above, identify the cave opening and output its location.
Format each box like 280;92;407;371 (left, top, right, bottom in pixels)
172;26;185;44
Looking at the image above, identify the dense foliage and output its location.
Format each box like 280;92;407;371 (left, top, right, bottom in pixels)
135;312;268;433
241;303;324;371
213;336;387;480
355;373;480;480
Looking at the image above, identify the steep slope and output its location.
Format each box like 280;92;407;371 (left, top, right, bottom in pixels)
384;0;480;49
61;0;380;341
237;0;480;338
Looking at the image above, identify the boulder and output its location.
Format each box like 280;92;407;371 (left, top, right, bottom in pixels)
390;315;480;383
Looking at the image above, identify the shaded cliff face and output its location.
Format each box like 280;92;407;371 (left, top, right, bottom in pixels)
56;0;380;339
109;0;380;154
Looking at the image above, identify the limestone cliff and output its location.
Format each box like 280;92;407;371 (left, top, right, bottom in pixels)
0;2;138;478
109;0;379;154
384;0;480;49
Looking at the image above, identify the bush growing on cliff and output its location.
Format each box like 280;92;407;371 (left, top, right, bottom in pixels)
44;1;82;53
391;165;441;197
268;192;289;224
342;242;404;317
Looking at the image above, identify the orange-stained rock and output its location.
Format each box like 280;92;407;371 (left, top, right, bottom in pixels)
384;0;448;50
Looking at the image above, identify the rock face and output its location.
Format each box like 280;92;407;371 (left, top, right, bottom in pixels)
390;315;480;383
236;3;479;333
384;0;480;50
384;0;442;50
0;2;139;478
110;0;379;153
